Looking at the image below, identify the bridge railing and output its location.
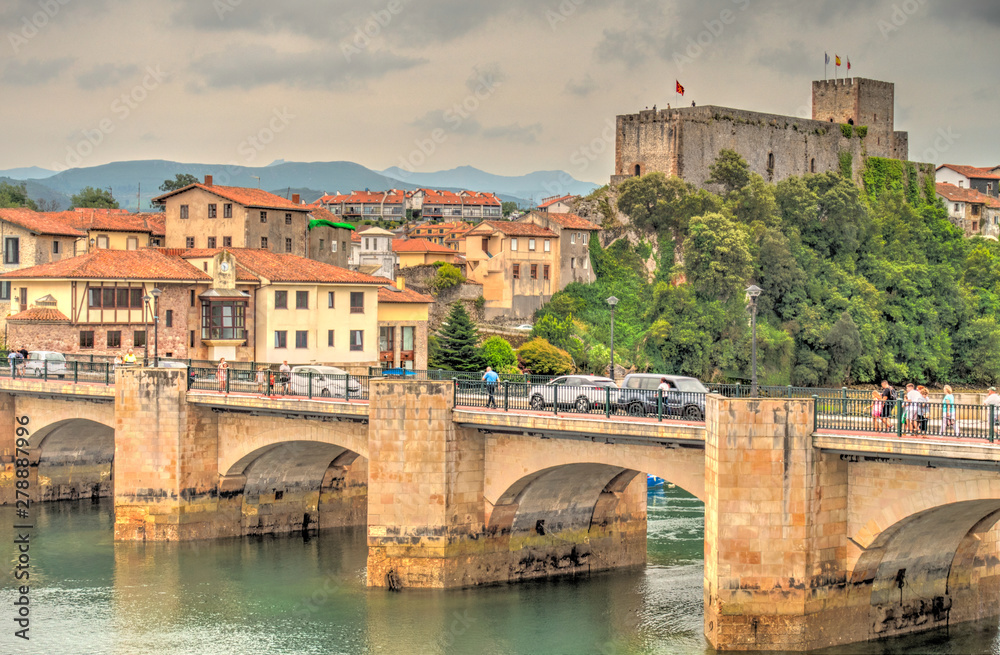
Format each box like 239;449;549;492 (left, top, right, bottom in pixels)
188;366;371;402
1;358;117;385
814;397;998;442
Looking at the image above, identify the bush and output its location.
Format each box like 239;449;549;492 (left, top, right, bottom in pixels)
517;338;573;375
840;124;853;139
481;336;518;371
431;263;465;292
855;125;868;139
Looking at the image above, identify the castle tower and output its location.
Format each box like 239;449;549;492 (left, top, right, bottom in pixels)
812;78;900;155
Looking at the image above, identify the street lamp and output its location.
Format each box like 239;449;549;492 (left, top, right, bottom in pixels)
143;294;151;366
606;296;619;381
150;287;162;366
746;284;762;397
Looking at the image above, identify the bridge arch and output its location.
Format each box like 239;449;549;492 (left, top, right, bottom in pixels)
27;418;115;502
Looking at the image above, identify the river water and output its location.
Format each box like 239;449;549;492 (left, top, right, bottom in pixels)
1;487;998;654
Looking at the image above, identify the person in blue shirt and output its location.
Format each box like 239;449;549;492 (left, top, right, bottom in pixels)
482;366;499;409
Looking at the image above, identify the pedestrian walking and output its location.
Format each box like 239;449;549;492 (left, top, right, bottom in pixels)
916;386;930;434
17;347;28;377
878;380;895;430
904;383;922;437
482;366;499;409
8;349;21;379
217;357;229;393
870;389;882;431
255;366;267;396
943;385;958;436
278;360;291;395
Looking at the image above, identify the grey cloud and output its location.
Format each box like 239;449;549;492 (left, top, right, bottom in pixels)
482;122;542;144
189;46;424;90
565;75;597;97
411;110;482;136
1;56;73;85
466;62;506;93
930;1;1000;27
75;63;140;90
753;40;819;77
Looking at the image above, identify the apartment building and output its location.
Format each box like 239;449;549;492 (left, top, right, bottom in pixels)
936;183;1000;238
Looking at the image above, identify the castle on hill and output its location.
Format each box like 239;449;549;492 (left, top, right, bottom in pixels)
613;78;909;188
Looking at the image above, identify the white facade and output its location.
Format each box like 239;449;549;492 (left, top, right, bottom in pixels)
349;227;396;279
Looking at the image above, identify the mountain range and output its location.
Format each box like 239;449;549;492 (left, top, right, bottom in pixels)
0;160;599;212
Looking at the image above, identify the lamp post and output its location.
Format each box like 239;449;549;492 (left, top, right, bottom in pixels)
746;284;762;397
606;296;619;381
150;287;162;366
142;294;151;366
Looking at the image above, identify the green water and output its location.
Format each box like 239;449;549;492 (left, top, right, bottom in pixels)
1;488;998;654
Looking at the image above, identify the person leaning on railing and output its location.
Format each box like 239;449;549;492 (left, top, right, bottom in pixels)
943;385;958;437
984;387;1000;429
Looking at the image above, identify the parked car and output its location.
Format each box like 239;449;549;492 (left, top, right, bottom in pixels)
528;375;618;412
289;365;361;397
24;351;68;378
616;373;707;419
514;324;533;331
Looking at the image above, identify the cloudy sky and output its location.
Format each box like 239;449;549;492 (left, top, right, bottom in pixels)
0;0;997;183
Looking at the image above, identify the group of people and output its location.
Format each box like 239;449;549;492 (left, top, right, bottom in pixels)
6;347;29;378
112;349;138;369
250;360;292;396
870;380;980;437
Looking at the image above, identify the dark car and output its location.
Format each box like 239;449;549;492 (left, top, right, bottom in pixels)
616;373;707;419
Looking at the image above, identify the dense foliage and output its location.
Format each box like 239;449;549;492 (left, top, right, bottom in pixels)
0;182;38;210
536;153;997;387
517;338;574;375
433;303;484;371
70;186;119;209
431;263;465;291
480;336;518;373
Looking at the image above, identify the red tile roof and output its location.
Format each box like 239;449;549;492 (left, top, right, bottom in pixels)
319;190;406;205
937;164;1000;180
0;208;86;237
152;184;308;210
392;238;455;254
49;210;166;235
0;248;210;281
537;194;577;209
181;248;390;284
476;221;557;237
536;212;601;230
7;307;70;322
377;286;434;303
308;207;353;225
936;183;1000;208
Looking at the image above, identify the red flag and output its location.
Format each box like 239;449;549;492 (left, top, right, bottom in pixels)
676;80;684;96
847;57;851;71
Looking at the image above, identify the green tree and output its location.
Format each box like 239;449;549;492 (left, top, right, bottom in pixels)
706;149;751;194
70;186;119;209
0;182;38;210
616;172;723;246
517;338;573;375
159;173;199;193
824;312;863;385
436;303;484;371
431;263;465;292
427;334;442;368
480;336;518;372
531;313;574;350
501;201;518;216
683;212;752;302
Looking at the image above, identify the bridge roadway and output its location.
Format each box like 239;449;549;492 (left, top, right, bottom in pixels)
3;372;1000;652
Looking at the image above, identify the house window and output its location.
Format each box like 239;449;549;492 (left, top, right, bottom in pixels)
331;241;338;252
0;281;9;300
285;213;292;225
528;239;536;251
328;329;334;347
328;291;335;308
133;330;147;348
571;233;576;245
126;236;138;250
543;264;550;280
543;239;550;252
973;205;981;216
296;290;308;309
511;238;518;251
402;326;414;352
80;331;94;349
190;330;195;347
224;203;232;218
87;287;143;309
989;183;994;194
260;237;268;249
571;258;576;269
955;203;960;212
379;326;394;352
186;237;195;248
207;237;217;248
53;240;60;254
295;330;308;348
274;331;287;348
973;222;979;232
107;331;122;348
350;291;364;313
260;211;267;223
583;233;590;244
364;237;370;250
201;300;247;340
190;289;195;307
530;264;537;279
208;204;217;218
350;330;364;351
97;235;109;249
165;309;173;328
223;236;232;247
3;237;19;264
275;290;287;309
959;181;964;188
180;205;189;219
285;237;292;253
319;239;325;251
512;264;520;279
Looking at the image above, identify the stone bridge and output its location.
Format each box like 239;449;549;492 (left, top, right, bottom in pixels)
2;370;1000;651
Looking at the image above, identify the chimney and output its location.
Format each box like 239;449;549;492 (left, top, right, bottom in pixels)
204;174;213;186
395;277;406;291
292;193;300;205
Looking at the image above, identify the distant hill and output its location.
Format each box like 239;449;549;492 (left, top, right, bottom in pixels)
0;166;57;180
0;176;71;210
0;159;592;212
379;165;599;205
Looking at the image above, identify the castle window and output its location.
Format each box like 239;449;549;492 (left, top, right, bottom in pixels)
810;159;816;173
848;118;854;125
634;164;640;176
767;152;775;171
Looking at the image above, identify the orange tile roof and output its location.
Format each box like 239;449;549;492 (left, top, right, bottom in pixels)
320;190;406;205
184;248;391;284
7;307;70;322
48;210;166;235
152;184;308;210
476;221;557;237
308;207;353;225
392;238;455;254
936;183;1000;208
537;212;601;230
377;286;434;304
0;248;210;281
0;208;86;237
937;164;1000;181
537;194;577;209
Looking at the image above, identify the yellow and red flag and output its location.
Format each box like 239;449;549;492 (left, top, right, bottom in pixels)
835;55;841;66
676;80;685;96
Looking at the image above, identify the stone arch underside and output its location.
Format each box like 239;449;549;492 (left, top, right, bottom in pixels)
30;418;115;502
222;440;367;536
849;499;1000;641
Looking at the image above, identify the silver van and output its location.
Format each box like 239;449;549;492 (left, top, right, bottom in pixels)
24;351;68;378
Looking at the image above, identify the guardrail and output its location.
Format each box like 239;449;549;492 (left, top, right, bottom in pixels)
2;358;117;385
187;366;371;402
813;397;997;442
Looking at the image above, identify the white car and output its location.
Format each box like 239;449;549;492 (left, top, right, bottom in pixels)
289;365;361;397
24;351;68;378
514;324;533;331
528;375;618;412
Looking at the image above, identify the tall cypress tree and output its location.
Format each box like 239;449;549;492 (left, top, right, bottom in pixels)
436;303;484;372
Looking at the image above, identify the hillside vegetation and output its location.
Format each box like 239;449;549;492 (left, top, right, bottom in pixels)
535;151;999;387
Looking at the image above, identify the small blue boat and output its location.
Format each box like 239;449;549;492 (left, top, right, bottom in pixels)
647;474;666;488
